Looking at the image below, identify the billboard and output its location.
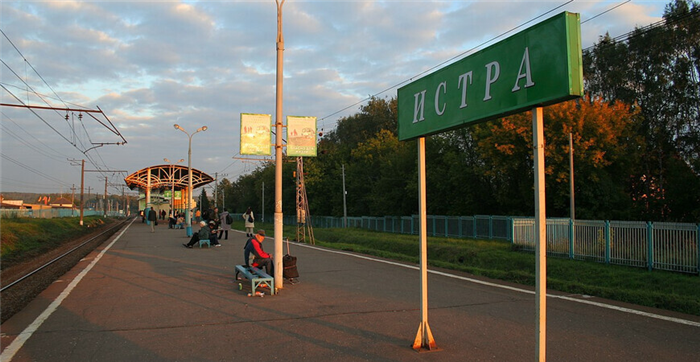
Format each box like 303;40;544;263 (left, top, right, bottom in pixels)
240;113;272;155
398;12;582;141
286;116;317;157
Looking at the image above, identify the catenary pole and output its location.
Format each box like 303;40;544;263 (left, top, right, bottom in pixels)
79;160;84;225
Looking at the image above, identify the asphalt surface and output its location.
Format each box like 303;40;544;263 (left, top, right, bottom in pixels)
2;218;699;362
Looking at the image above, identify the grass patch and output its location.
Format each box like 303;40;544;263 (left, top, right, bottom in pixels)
233;222;700;316
0;216;110;269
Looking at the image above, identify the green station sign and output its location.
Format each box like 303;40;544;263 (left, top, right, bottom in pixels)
398;12;582;141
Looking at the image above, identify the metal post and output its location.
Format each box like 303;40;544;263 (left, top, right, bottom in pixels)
262;181;265;223
214;172;218;208
171;164;176;215
532;107;547;362
174;124;207;237
104;176;108;217
187;137;193;236
342;164;347;228
79;160;85;225
412;137;437;352
165;158;184;219
569;132;575;259
273;0;286;290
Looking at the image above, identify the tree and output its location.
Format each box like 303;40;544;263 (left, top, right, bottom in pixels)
199;188;211;214
471;97;640;219
583;0;700;220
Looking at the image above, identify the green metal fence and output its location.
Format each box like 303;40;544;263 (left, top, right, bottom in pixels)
0;209;126;218
511;218;699;274
281;214;699;275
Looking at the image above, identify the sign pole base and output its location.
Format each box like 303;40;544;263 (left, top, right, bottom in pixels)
412;321;438;352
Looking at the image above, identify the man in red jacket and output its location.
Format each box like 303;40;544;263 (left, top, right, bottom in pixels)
244;229;273;276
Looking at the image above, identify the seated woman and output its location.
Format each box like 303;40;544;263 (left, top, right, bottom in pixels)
208;220;221;247
176;216;185;229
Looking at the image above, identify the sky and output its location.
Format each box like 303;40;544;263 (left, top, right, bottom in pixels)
1;0;668;200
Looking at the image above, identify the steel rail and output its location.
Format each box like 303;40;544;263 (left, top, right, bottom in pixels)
0;217;131;293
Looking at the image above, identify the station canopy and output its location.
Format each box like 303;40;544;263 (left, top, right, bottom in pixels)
124;164;214;191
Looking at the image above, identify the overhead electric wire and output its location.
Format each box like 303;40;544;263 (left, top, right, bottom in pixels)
1;152;72;188
1;28;70;109
581;0;630;24
318;0;575;127
2;111;73;161
318;0;646;132
1;84;75;146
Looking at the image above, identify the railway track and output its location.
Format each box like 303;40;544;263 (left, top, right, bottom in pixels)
0;217;132;324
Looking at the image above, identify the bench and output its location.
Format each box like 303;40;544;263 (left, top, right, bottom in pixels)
235;265;275;295
198;238;210;248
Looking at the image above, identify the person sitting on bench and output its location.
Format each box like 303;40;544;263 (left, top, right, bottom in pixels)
244;229;273;275
183;221;210;248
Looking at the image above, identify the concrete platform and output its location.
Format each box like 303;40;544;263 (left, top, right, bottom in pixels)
2;218;699;361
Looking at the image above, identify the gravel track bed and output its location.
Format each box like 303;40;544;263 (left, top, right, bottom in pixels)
1;220;124;324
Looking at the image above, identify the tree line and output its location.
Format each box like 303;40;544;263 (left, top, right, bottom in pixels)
214;0;699;223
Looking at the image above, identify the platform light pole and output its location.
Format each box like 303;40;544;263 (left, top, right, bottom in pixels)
273;0;286;290
164;158;184;218
174;124;207;237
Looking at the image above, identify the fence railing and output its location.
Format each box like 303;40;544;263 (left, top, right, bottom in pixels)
511;218;700;274
284;214;699;275
0;209;126;219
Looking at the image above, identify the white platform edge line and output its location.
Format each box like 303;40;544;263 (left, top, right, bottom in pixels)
295;243;700;328
1;218;136;362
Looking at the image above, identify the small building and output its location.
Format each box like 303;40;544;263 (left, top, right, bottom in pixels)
50;197;75;209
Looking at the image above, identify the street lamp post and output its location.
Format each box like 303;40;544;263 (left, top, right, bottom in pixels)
174;124;208;237
164;157;184;219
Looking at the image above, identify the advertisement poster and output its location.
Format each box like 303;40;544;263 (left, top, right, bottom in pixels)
286;116;317;157
240;113;272;155
163;190;182;199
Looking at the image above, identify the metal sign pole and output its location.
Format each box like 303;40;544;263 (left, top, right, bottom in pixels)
412;136;437;352
533;107;547;361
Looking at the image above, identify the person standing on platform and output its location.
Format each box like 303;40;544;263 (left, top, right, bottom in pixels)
219;208;231;240
243;207;255;237
148;207;157;233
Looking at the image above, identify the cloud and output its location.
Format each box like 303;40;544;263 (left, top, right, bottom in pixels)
1;0;667;194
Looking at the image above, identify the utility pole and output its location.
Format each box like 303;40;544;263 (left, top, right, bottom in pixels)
214;172;218;208
104;176;108;217
69;159;125;222
79;160;84;224
274;0;286;290
342;164;347;228
71;184;76;216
